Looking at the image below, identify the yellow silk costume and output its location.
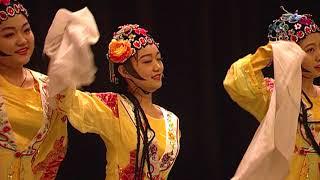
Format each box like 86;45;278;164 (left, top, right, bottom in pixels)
224;44;320;180
0;70;68;180
60;90;180;180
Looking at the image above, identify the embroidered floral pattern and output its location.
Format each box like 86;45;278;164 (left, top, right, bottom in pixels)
160;151;175;170
0;97;16;151
119;150;141;180
264;77;275;93
32;136;67;180
159;111;179;171
119;146;161;180
118;100;180;179
95;92;119;118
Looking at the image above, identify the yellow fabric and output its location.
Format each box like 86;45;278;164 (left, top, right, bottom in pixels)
224;44;320;179
147;114;166;158
0;74;42;180
63;90;178;179
286;96;320;180
0;70;68;180
0;74;42;148
223;43;272;121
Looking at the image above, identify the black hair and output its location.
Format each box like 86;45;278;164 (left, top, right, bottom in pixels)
299;91;320;155
123;53;145;81
112;61;156;179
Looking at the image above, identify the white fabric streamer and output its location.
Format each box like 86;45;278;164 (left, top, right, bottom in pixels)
232;41;306;180
44;7;99;97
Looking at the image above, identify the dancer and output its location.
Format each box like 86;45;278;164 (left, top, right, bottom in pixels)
55;24;181;179
224;7;320;180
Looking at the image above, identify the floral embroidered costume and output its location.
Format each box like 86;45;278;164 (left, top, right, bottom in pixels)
0;70;68;180
0;2;99;179
224;7;320;180
62;91;180;180
0;1;68;179
53;24;180;180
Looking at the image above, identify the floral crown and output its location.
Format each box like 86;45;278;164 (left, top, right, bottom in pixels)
107;24;159;64
268;6;320;42
0;0;28;23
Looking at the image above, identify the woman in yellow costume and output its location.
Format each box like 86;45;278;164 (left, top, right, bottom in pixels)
0;0;69;178
56;24;180;180
224;7;320;180
0;0;98;178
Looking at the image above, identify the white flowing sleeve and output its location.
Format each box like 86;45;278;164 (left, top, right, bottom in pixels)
232;41;306;180
44;7;100;98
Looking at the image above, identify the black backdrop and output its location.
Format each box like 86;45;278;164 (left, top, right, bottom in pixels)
20;0;320;179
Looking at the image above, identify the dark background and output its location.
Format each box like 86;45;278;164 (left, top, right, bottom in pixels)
22;0;320;179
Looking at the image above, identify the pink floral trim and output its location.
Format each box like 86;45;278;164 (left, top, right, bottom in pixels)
264;77;275;93
0;97;16;151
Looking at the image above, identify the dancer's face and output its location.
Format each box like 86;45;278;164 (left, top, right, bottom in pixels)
119;44;164;93
299;32;320;79
0;14;34;68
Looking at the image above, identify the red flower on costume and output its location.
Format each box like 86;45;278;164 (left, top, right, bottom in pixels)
33;137;67;180
36;133;43;139
0;0;10;6
108;39;133;63
2;126;10;133
95;93;119;118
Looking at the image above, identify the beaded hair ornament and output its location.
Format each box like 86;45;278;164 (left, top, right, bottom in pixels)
268;6;320;42
0;0;28;23
107;24;159;84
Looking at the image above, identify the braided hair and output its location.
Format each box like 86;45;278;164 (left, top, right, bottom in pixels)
299;91;320;155
113;59;156;179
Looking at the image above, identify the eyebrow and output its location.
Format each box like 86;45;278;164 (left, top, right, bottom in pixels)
139;51;161;59
139;53;152;60
0;22;29;32
303;43;316;49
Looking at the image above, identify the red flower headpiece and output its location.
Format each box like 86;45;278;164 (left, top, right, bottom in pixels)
107;24;159;64
0;0;28;23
